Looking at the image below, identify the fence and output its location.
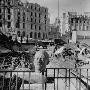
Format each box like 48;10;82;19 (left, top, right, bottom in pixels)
45;68;90;90
0;68;90;90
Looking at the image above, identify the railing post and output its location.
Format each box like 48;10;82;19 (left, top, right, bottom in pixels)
29;72;31;90
9;71;12;90
15;72;18;90
42;71;44;90
57;69;59;90
79;69;81;90
68;69;70;90
22;72;25;90
45;69;47;90
76;68;78;90
2;72;5;90
87;69;88;89
54;68;55;90
65;69;67;90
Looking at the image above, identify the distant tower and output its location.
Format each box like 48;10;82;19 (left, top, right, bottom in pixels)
57;0;61;34
62;13;66;34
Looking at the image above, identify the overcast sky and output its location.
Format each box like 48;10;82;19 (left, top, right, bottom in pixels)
21;0;90;24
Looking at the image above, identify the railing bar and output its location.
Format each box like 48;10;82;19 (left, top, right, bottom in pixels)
68;69;70;90
65;69;67;90
45;69;47;90
57;69;59;90
15;72;18;90
42;71;44;90
76;68;78;90
79;69;81;90
22;72;24;90
87;69;88;89
2;72;5;90
9;71;12;90
29;72;31;90
54;68;55;90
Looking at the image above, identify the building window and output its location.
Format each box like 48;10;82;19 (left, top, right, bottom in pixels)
7;22;11;28
31;12;33;16
23;23;25;28
31;18;33;22
0;8;1;13
23;12;25;22
31;24;33;29
16;22;20;28
38;32;41;38
17;31;20;37
43;33;45;39
46;33;47;38
35;19;36;23
0;22;2;27
39;8;40;11
22;31;25;37
23;16;25;22
45;26;46;31
35;25;36;30
8;15;11;20
39;19;40;23
30;32;33;38
31;5;33;9
7;8;10;14
34;32;37;39
0;0;2;5
35;13;37;17
39;26;41;30
45;9;46;12
35;6;36;10
84;21;85;23
45;20;46;24
0;15;2;19
39;14;40;18
45;15;46;19
17;11;20;16
8;0;11;5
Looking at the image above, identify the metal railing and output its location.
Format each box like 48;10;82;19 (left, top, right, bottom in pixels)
45;68;90;90
0;68;90;90
0;70;35;90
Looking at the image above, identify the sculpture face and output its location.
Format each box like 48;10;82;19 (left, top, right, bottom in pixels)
34;50;49;73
